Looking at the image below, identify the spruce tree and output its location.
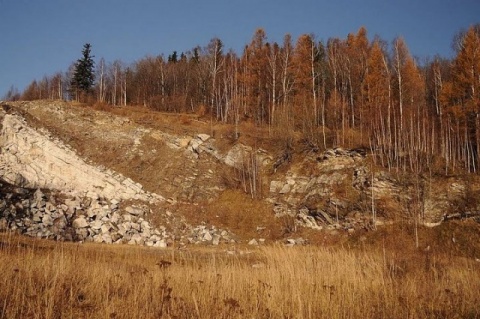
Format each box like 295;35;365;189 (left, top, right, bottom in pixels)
70;43;95;100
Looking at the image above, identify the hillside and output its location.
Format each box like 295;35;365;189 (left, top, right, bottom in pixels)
2;100;480;318
1;100;480;248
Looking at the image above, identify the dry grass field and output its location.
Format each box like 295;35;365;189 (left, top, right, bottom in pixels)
1;224;480;319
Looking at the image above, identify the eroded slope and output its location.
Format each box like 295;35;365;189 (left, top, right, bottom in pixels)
2;100;480;246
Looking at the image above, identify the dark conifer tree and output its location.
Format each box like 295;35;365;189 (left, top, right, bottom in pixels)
168;51;178;63
70;43;95;100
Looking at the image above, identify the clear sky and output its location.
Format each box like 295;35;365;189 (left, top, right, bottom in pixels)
1;0;479;97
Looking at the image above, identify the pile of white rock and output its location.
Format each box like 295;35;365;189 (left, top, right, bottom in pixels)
0;186;171;247
186;224;235;245
0;181;239;247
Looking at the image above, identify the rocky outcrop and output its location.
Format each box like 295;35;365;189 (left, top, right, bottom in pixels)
0;111;162;203
223;144;272;168
268;147;480;230
268;148;373;230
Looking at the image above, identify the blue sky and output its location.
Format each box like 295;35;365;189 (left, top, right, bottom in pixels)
1;0;479;96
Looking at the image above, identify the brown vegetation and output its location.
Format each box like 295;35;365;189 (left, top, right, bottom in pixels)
1;222;480;319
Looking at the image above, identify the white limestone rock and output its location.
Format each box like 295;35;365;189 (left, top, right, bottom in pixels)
72;216;89;229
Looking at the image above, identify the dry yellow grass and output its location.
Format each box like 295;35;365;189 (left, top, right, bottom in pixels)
1;232;479;319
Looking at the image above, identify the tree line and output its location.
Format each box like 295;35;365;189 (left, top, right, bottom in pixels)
10;25;480;175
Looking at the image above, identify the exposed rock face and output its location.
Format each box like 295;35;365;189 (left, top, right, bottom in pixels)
0;112;162;203
268;147;480;230
268;148;373;230
223;144;272;169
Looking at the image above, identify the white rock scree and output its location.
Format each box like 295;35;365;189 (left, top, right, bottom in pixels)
0;182;236;247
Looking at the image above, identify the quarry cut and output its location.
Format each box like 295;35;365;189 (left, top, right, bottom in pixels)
0;110;162;203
